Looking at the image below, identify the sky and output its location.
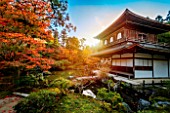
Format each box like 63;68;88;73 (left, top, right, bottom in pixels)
67;0;170;46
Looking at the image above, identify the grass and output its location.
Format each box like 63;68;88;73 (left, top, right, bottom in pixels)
55;93;109;113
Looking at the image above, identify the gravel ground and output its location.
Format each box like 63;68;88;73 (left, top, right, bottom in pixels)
0;96;22;113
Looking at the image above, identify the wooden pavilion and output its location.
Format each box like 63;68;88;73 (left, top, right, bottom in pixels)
92;9;170;79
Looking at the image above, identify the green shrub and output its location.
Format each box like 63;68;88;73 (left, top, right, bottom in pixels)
47;88;61;94
48;77;74;94
97;88;123;106
49;77;73;87
164;80;170;96
100;102;112;112
150;96;170;103
14;90;62;113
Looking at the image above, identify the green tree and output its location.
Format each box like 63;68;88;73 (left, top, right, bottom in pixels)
157;32;170;44
155;15;163;23
165;10;170;24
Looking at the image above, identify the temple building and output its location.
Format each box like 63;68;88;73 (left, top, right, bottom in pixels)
92;9;170;79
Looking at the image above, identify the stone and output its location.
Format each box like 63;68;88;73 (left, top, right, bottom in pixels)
122;102;133;113
13;92;29;97
157;101;170;106
82;89;96;98
152;101;170;109
67;76;75;79
43;71;52;76
138;99;151;110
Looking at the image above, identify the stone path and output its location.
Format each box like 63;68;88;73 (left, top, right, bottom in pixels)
0;96;22;113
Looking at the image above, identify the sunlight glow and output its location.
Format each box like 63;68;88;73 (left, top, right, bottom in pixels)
85;38;100;47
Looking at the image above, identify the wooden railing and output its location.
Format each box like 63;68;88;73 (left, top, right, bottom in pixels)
127;37;170;47
101;38;127;49
99;37;170;50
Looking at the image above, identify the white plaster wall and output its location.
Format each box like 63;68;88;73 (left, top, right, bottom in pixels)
135;53;152;58
121;53;133;58
154;60;168;78
135;70;152;78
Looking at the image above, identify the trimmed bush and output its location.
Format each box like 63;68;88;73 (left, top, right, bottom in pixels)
14;90;62;113
48;77;73;94
97;88;123;106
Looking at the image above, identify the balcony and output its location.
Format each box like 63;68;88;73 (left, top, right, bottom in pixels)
99;37;170;51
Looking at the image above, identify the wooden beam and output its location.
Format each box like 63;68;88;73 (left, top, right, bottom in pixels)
133;49;135;78
168;58;170;78
152;54;154;78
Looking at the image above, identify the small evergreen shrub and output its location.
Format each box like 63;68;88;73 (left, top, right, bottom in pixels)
14;90;62;113
47;88;61;94
97;88;123;106
48;77;73;94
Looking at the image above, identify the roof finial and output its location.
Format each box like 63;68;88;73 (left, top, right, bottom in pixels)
125;8;129;12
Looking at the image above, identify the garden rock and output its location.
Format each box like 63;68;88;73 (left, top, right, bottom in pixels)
157;101;170;106
82;89;96;98
67;76;75;79
152;101;170;109
138;99;151;110
122;102;133;113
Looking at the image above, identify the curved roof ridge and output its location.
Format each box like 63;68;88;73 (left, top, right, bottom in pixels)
95;9;170;39
126;9;169;25
94;9;127;39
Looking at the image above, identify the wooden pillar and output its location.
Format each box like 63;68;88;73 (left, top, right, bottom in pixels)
168;58;169;78
142;80;145;93
152;80;155;87
152;54;154;78
120;54;121;66
133;50;135;78
111;56;113;67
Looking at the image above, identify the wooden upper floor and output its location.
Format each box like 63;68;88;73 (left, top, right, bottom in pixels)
95;9;170;50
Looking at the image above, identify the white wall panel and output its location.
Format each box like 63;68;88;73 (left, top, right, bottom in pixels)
121;59;127;66
135;59;143;66
112;60;116;65
115;59;120;66
154;60;168;78
127;59;133;67
135;70;152;78
135;59;152;66
149;60;152;66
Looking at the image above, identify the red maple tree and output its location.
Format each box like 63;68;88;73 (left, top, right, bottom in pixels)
0;0;59;75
